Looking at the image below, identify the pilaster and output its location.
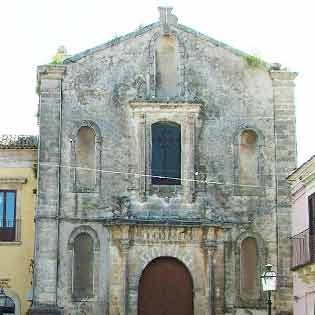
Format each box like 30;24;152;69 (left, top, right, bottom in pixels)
203;240;217;315
182;113;196;203
270;70;298;177
137;113;146;201
270;70;297;314
203;226;225;315
31;65;66;313
120;239;131;315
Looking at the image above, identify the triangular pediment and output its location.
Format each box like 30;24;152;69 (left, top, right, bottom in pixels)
63;15;270;66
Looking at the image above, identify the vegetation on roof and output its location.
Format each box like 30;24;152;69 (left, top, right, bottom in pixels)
244;54;266;68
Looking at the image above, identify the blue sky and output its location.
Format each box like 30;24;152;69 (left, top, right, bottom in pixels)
0;0;313;165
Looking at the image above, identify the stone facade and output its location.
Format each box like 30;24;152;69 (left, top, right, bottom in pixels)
31;7;297;315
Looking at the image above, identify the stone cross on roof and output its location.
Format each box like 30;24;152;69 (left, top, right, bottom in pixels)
158;5;178;26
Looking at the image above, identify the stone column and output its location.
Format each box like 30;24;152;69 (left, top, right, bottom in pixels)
203;240;217;315
183;114;196;203
120;239;130;315
30;65;66;315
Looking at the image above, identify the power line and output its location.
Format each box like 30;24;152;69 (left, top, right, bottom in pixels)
37;161;288;189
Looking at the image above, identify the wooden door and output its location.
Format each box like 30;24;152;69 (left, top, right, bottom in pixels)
138;257;193;315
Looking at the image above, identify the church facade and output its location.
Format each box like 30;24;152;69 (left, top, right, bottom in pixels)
31;7;297;315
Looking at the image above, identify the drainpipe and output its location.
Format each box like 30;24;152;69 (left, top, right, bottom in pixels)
56;73;63;308
272;78;279;275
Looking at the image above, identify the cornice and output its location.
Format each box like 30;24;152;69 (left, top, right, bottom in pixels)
288;158;315;193
269;70;298;86
0;177;27;184
37;64;66;80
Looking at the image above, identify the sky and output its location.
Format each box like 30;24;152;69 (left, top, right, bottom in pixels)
0;0;314;165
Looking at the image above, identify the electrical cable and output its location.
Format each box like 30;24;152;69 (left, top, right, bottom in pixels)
37;161;281;189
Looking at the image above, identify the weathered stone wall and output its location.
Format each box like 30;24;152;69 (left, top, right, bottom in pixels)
32;8;297;315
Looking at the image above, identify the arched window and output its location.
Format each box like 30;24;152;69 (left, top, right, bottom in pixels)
151;122;181;185
239;130;258;186
73;233;94;300
76;127;96;188
156;35;178;97
240;237;258;297
0;295;15;314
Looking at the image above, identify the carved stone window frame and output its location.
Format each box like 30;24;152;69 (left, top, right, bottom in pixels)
129;101;201;203
68;225;100;302
233;125;265;196
70;120;103;193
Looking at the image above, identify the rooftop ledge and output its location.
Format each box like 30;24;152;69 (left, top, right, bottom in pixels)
269;70;298;81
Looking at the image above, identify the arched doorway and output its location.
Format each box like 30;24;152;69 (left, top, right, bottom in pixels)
138;257;193;315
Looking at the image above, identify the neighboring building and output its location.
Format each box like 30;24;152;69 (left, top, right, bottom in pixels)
0;135;38;315
288;156;315;315
31;7;297;315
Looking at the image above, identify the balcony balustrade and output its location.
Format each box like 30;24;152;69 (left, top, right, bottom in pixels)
291;228;315;269
0;219;21;242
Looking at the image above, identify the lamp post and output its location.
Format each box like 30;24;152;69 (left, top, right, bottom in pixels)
261;264;277;315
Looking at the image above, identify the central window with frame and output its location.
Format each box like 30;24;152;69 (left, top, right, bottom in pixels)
0;191;16;242
151;121;181;185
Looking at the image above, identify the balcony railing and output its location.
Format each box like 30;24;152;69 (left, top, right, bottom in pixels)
0;219;21;242
291;228;314;269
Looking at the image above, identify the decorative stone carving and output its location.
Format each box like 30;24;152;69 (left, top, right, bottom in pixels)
79;302;92;315
0;278;10;289
133;226;194;242
133;76;146;99
112;82;130;107
111;196;132;217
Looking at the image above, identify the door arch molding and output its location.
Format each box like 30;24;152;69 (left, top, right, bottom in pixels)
137;256;194;315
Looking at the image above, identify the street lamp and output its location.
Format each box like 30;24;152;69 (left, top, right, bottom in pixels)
261;264;277;315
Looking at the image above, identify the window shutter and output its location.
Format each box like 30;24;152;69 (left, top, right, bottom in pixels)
308;193;315;261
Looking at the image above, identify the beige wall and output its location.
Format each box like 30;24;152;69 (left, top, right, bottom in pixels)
0;149;37;315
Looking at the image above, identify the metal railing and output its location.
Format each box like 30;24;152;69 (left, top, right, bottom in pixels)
291;228;313;269
0;219;21;242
